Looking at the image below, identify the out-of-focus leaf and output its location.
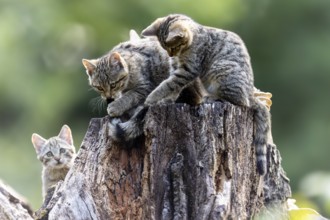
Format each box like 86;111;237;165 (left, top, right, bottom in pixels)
289;208;325;220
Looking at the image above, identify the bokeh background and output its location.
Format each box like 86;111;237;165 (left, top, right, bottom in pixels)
1;0;329;216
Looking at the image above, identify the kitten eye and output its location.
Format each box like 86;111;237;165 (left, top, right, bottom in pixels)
59;148;66;154
110;83;116;89
46;152;53;157
96;86;104;92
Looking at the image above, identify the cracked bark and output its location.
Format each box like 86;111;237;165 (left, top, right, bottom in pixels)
34;101;291;220
0;180;34;220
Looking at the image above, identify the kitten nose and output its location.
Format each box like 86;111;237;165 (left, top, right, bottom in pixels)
107;98;114;104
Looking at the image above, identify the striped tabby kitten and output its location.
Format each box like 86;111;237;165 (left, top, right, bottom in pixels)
142;14;271;175
82;30;203;142
82;30;170;118
31;125;76;199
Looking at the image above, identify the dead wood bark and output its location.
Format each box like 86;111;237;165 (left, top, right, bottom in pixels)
0;179;34;220
34;101;291;220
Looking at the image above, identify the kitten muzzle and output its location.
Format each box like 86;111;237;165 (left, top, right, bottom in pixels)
107;98;115;104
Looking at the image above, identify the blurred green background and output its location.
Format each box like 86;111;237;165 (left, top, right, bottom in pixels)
1;0;329;216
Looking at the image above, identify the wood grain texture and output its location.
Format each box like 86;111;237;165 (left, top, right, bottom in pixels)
34;101;291;220
0;180;33;220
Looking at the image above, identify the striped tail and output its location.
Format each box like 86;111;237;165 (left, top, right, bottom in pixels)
252;99;271;175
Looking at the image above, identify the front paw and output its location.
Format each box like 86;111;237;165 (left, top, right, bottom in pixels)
110;117;122;125
159;98;175;104
108;118;121;137
144;95;158;106
107;105;122;117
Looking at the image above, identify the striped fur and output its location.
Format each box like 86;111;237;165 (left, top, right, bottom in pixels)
82;31;170;118
32;125;76;199
142;14;270;175
83;30;204;143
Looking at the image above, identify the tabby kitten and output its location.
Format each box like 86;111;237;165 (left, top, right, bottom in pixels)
31;125;76;199
141;14;271;175
82;30;204;142
82;30;170;118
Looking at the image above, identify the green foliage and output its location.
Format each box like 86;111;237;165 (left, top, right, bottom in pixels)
0;0;330;216
289;208;323;220
288;197;326;220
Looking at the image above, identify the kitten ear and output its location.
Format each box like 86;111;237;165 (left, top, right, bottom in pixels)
82;59;98;77
141;17;164;36
31;133;46;154
165;29;184;46
109;52;128;75
166;25;193;47
129;29;140;42
58;125;73;146
109;52;124;67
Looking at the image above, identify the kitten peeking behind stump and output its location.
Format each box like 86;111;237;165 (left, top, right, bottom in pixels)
31;125;76;199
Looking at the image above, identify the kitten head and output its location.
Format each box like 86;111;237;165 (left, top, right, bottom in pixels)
82;52;129;103
142;14;193;57
31;125;76;169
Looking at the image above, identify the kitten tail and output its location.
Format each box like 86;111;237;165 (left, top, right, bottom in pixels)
252;100;270;175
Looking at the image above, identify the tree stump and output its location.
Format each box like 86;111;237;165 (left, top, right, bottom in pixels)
0;180;34;220
34;101;291;220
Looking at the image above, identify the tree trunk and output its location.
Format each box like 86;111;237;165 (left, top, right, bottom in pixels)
34;101;291;220
0;180;34;220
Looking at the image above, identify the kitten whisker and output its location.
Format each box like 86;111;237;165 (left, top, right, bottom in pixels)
89;96;107;114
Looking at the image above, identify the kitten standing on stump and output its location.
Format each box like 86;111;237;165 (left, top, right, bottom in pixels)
31;125;76;199
141;14;271;175
82;30;204;143
82;30;170;143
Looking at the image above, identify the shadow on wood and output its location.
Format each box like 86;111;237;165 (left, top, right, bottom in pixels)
34;102;291;220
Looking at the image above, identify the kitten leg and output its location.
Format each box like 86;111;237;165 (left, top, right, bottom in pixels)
176;78;206;105
107;87;150;117
145;64;198;105
206;62;253;107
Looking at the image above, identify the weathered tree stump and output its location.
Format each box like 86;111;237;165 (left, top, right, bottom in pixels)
34;101;291;220
0;179;33;220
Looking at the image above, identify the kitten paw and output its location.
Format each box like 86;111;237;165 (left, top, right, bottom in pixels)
144;98;157;106
110;118;122;125
108;118;122;138
145;91;164;106
159;98;175;104
107;105;122;117
145;95;176;106
202;96;220;104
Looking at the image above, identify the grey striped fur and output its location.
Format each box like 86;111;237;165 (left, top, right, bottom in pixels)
83;32;171;118
142;14;270;175
31;125;76;199
83;30;204;143
83;31;171;142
